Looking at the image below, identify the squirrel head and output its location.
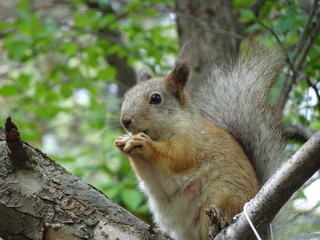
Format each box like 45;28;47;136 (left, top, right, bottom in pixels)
120;63;192;141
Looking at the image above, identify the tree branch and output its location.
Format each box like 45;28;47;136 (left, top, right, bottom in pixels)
305;76;320;110
275;0;319;115
0;125;168;240
213;130;320;240
295;10;320;72
292;0;318;64
285;123;314;142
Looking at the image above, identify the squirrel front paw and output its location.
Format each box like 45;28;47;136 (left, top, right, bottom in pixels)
114;135;131;151
115;133;152;155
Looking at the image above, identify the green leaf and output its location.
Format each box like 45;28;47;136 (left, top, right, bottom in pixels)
60;84;73;98
105;187;120;200
0;85;20;97
135;203;149;214
234;0;254;8
295;189;307;200
17;73;31;89
4;34;32;61
239;8;255;23
278;18;294;32
311;120;320;130
58;42;78;56
17;0;31;14
0;21;14;32
120;188;143;210
244;23;261;33
97;67;116;82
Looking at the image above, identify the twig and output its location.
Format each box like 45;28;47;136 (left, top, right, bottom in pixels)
295;9;320;72
250;0;267;15
292;0;318;64
275;1;319;115
285;123;314;142
5;117;28;167
303;53;320;69
305;76;320;109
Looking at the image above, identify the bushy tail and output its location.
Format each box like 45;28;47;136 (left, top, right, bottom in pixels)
191;48;285;185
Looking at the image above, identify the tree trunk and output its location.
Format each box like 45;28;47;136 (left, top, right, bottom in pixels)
175;0;239;59
174;0;240;95
0;126;167;240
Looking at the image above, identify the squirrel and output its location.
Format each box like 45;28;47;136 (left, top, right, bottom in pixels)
114;48;285;240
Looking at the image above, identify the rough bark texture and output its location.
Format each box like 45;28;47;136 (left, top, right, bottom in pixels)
175;0;239;60
0;127;168;240
174;0;240;94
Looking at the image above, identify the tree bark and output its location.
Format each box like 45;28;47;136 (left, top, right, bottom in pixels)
0;126;167;240
174;0;240;94
175;0;239;60
2;126;319;240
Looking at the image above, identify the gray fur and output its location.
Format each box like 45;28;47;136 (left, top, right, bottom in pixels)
190;48;285;185
189;49;287;238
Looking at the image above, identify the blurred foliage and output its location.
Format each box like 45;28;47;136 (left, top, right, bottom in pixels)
0;0;319;232
0;0;177;220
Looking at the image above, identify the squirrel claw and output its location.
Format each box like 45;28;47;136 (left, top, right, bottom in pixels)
115;133;152;155
114;135;130;150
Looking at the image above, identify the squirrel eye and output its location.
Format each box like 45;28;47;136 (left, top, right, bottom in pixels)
150;94;162;104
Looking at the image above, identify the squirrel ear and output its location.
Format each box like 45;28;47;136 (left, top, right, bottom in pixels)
138;71;152;83
165;63;190;90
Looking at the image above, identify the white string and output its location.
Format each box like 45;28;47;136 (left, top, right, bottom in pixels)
243;202;262;240
269;223;274;240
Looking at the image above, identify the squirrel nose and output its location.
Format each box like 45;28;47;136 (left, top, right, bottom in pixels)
121;117;132;128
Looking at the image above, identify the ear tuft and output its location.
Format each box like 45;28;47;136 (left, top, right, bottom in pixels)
165;63;190;90
138;71;152;83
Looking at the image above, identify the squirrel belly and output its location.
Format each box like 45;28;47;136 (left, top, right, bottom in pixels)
143;117;258;240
